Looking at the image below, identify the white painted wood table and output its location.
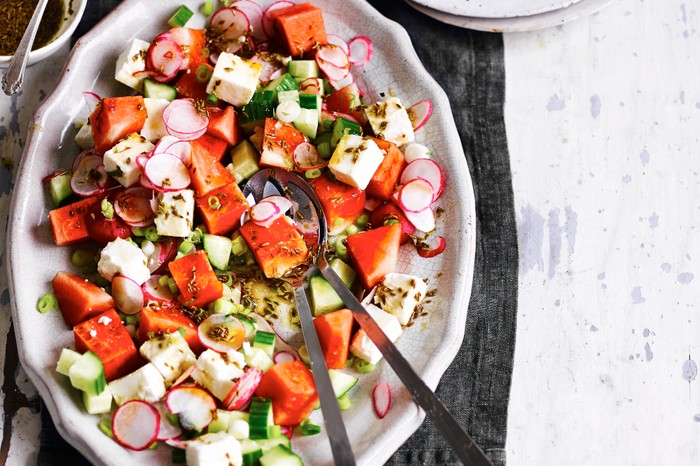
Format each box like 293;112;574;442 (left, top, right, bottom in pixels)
0;0;697;464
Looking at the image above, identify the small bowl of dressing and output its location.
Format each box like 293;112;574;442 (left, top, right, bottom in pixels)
0;0;88;68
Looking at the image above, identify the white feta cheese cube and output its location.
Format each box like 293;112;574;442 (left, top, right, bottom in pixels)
107;363;166;405
103;133;154;187
140;98;170;141
191;349;246;401
154;189;195;237
186;432;242;466
374;272;428;326
328;134;384;190
349;304;402;364
365;96;415;146
74;121;94;149
140;332;196;386
98;237;151;285
206;53;262;106
114;38;150;91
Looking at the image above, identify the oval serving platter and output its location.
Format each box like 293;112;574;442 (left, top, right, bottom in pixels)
7;1;476;465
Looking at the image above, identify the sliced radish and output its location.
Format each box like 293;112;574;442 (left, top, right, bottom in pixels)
348;36;373;66
135;153;150;171
416;235;446;258
280;425;294;440
293;142;327;170
250;200;282;227
172;364;195;387
316;52;350;81
147;237;179;274
42;169;69;182
397;178;434;213
114;187;155;227
146;37;184;83
165;438;189;449
166;386;216;431
82;91;101;115
400;158;444;201
144;152;192;192
112;275;145;314
198;314;247;353
261;1;295;37
298;77;322;95
210;7;251;41
263;195;294;214
273;351;297;364
112;400;160;451
70;154;108;196
154;136;192;164
251;54;284;83
72;147;98;172
162;99;209;141
276;100;301;123
165;28;203;69
142;275;176;303
153;401;183;441
326;34;349;55
402;206;436;233
328;71;355;91
316;44;350;69
407;100;433;131
372;382;391;419
233;0;265;40
223;368;263;410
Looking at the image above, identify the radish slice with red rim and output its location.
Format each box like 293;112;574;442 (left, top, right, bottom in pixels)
408;100;433;131
280;425;294;440
144;152;192;191
82;91;101;115
263;195;294;215
261;0;295;37
210;7;250;40
326;34;349;55
251;54;284;83
172;364;195;387
163;28;200;69
112;400;160;451
397;178;435;213
348;36;373;66
400;158;444;201
42;169;69;182
402;205;436;233
372;382;391;419
139;172;158;190
70;154;108;196
198;314;247;353
316;44;350;69
273;351;297;364
142;275;176;303
162;99;209;141
416;235;446;258
153;400;183;441
153;136;191;163
165;438;189;449
328;71;355;91
223;368;263;410
317;58;349;82
112;275;145;314
114;187;155;227
293;142;327;170
233;0;265;40
147;237;179;274
146;37;184;83
298;77;322;95
166;386;216;431
72;147;98;173
250;200;282;227
135;153;150;171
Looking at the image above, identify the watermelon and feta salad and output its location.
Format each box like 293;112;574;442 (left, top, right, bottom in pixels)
40;1;447;464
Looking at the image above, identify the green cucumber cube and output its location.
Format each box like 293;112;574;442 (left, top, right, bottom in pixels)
259;444;303;466
288;60;319;79
142;78;177;101
202;234;232;270
253;331;276;358
82;388;113;414
277;90;300;103
68;351;106;396
292;108;319;139
49;171;73;207
229;140;260;182
56;348;82;376
263;73;300;104
331;117;363;148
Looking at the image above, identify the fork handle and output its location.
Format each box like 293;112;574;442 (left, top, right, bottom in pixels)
318;260;493;466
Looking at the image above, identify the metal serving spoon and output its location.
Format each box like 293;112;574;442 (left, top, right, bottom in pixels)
243;168;356;466
246;167;494;465
2;0;50;95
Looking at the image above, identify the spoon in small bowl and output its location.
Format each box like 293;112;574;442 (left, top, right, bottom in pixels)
2;0;50;95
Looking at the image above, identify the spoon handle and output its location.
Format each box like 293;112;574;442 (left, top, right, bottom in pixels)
318;260;494;466
2;0;50;95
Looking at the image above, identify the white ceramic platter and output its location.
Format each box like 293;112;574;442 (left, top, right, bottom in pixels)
408;0;590;19
407;0;615;32
7;1;476;465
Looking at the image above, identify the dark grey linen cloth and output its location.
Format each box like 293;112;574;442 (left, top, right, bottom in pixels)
37;1;518;465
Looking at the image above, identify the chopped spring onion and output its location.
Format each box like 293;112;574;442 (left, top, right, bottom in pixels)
70;249;95;269
37;293;57;314
334;235;348;259
168;5;194;28
196;64;212;83
100;198;114;219
124;314;140;326
144;226;160;242
167;278;178;295
305;168;322;179
384;218;400;226
179;240;196;255
337;394;351;410
206;93;218;105
344;224;359;236
188;227;204;244
356;359;376;373
355;213;370;228
200;1;214;16
98;418;114;438
208;195;222;210
158;275;170;287
300;419;321;436
131;227;146;237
